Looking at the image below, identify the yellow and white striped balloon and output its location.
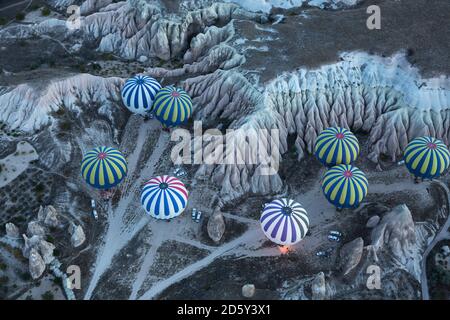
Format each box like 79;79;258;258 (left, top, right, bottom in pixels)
404;136;450;179
81;146;127;190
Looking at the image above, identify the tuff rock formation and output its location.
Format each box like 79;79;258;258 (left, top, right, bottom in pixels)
37;205;46;222
188;53;450;201
207;212;226;243
339;237;364;276
370;204;420;280
43;205;60;228
38;239;56;265
80;1;265;60
27;221;46;237
69;224;86;248
28;248;46;279
242;284;255;298
311;272;327;300
22;234;41;259
0;74;123;132
281;204;425;299
366;215;380;229
5;223;19;238
22;234;55;264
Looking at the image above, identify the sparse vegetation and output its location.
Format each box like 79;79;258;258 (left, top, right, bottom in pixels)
76;63;87;72
0;262;7;271
19;272;32;282
59;121;72;131
41;7;51;16
15;13;25;21
0;276;9;286
101;53;115;61
54;108;66;117
34;183;45;194
29;63;40;70
0;17;7;25
41;291;54;300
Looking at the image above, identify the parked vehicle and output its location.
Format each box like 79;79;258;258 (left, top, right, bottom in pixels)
316;248;333;257
329;230;343;237
173;167;187;178
328;234;341;242
316;250;328;257
191;208;202;223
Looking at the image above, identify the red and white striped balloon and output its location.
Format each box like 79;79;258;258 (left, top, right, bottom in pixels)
141;175;188;219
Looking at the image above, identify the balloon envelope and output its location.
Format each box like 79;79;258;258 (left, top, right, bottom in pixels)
141;175;188;219
153;86;192;127
322;164;368;209
121;75;161;116
404;136;450;179
81;146;127;189
314;127;359;167
260;198;309;246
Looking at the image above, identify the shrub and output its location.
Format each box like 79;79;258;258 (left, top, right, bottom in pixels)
41;7;51;16
15;13;25;21
34;183;45;194
101;53;115;61
0;276;9;286
59;121;72;131
19;272;31;281
54;108;66;117
42;291;54;300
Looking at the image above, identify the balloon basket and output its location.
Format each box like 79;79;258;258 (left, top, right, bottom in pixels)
278;246;291;254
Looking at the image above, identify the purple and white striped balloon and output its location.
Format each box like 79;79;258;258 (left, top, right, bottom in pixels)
260;198;309;246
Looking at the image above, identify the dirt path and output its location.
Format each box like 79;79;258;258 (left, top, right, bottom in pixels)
138;227;263;300
420;180;450;300
129;228;164;300
84;119;168;299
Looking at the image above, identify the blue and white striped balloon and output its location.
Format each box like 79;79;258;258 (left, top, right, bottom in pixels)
141;175;188;220
260;198;309;246
121;75;161;116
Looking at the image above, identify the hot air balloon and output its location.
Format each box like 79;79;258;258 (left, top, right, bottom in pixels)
404;136;450;180
81;146;127;190
141;175;188;220
322;164;368;209
260;198;309;246
153;86;193;128
314;127;359;167
121;75;161;116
